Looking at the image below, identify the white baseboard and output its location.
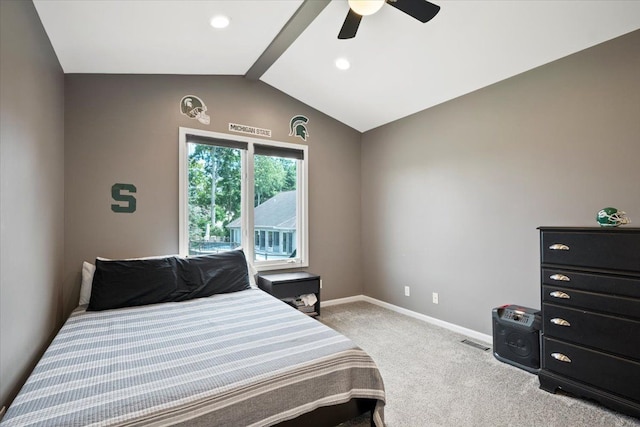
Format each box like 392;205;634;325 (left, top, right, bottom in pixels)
322;294;492;345
321;295;363;307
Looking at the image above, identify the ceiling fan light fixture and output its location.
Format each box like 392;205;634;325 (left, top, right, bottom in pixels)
210;15;230;29
348;0;385;16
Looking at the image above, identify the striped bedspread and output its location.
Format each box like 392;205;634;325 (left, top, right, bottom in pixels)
1;289;385;427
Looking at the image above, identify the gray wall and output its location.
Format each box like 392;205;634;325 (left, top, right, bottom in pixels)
64;75;362;317
2;0;638;408
0;0;65;407
361;30;640;336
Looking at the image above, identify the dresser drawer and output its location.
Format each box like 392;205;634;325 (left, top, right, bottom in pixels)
543;337;640;402
542;285;640;319
542;268;640;299
543;304;640;360
541;230;640;272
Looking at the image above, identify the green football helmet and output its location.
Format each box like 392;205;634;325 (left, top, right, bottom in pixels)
596;207;630;227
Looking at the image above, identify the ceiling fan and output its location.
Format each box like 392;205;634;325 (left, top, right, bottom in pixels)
338;0;440;39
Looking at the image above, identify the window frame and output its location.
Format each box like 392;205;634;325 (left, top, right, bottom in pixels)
178;127;308;271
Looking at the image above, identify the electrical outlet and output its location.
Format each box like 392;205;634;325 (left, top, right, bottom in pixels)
404;286;410;297
432;292;439;304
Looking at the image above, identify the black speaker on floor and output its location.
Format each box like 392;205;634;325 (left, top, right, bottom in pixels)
492;305;541;373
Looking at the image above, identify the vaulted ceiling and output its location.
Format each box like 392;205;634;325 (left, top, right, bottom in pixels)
33;0;640;132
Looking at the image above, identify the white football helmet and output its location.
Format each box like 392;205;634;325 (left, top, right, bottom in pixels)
180;95;210;125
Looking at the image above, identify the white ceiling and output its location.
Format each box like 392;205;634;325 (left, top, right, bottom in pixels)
33;0;640;132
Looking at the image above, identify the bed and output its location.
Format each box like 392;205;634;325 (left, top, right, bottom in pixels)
0;251;385;427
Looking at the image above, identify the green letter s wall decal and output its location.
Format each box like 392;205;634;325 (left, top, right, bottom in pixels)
111;183;137;213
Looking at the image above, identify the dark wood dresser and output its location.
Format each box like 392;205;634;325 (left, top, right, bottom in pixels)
538;227;640;418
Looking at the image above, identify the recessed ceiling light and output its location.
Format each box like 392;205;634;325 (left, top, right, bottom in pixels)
335;58;351;70
210;15;230;29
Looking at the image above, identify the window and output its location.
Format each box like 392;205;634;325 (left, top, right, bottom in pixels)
179;128;308;270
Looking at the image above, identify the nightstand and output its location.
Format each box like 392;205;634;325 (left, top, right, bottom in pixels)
257;272;321;317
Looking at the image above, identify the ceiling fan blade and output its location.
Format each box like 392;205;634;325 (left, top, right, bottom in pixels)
338;9;362;39
388;0;440;23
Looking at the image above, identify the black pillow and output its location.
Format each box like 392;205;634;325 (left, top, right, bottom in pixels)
88;257;178;311
176;250;250;299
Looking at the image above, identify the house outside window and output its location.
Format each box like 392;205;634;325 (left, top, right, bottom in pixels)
228;190;297;260
179;128;308;270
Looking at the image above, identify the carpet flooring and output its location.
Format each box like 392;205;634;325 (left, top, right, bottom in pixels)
321;301;639;427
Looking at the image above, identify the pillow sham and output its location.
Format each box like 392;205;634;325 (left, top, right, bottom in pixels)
78;261;96;306
175;250;251;299
237;248;258;288
88;256;178;311
79;254;180;307
84;250;253;310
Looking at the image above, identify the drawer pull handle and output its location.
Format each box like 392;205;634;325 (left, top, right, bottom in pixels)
551;353;572;363
550;274;570;282
550;291;570;299
549;243;570;251
550;318;571;327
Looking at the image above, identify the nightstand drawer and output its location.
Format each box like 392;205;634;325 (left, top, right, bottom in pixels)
268;279;319;299
543;337;640;402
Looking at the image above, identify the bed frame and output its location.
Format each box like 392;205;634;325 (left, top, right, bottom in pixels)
277;398;376;427
0;253;385;427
